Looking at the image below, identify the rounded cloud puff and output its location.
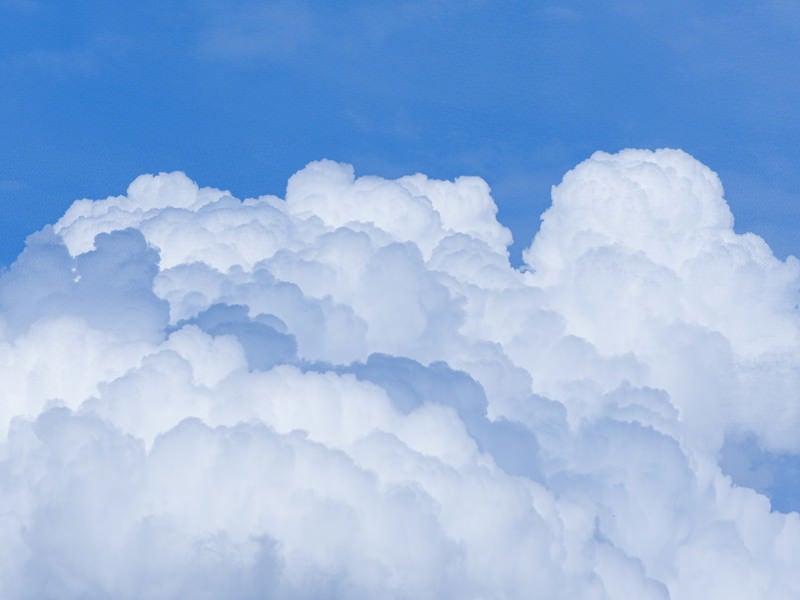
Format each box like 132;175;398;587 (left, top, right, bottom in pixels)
526;148;734;274
1;149;799;598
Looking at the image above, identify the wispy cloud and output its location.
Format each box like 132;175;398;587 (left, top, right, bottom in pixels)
0;0;41;12
4;32;133;77
196;0;487;64
0;179;26;191
198;1;321;62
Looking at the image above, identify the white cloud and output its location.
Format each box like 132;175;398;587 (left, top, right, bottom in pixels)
1;148;799;597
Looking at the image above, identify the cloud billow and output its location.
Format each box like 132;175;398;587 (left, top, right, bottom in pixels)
1;149;799;598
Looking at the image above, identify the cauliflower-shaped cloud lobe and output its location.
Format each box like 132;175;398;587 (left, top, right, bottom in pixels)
1;149;799;598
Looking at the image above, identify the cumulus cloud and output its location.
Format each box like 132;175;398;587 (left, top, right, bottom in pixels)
1;148;799;598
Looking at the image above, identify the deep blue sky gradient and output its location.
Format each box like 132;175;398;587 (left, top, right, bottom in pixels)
1;0;798;267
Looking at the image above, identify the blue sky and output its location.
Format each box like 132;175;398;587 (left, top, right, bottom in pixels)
1;0;798;267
